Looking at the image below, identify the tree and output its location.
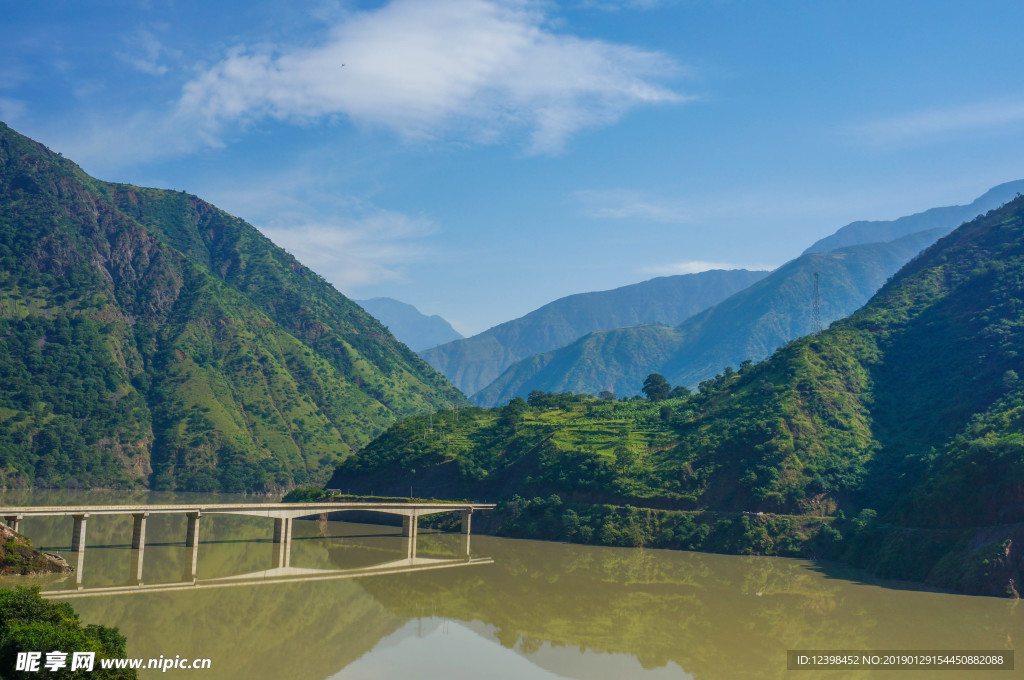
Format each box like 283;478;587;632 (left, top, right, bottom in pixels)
642;373;670;401
501;397;528;426
505;396;527;412
1002;369;1020;391
598;390;616;401
0;586;137;679
614;445;637;470
668;385;691;399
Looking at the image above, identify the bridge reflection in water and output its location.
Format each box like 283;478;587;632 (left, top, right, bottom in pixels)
45;532;489;600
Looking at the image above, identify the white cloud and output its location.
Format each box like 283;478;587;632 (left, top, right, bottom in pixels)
579;0;679;10
178;0;687;153
258;210;435;291
641;260;769;276
573;188;690;222
854;100;1024;146
204;161;438;293
49;110;212;175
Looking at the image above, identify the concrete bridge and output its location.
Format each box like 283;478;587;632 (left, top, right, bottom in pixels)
0;501;494;584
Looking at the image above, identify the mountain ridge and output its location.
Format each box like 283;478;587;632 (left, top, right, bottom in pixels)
0;121;464;492
355;297;463;352
476;228;945;405
421;268;769;396
802;179;1024;254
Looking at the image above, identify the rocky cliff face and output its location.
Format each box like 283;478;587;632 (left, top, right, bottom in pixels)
0;523;72;576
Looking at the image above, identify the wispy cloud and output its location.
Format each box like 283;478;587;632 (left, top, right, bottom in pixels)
50;110;213;175
206;161;438;292
0;63;30;123
578;0;680;10
0;64;30;91
0;98;28;124
178;0;688;154
259;211;435;291
854;99;1024;146
573;188;691;222
641;260;773;276
117;27;181;76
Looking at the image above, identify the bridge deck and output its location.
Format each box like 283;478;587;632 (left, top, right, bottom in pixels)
0;501;495;519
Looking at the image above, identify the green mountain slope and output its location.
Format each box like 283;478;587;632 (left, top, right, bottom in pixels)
477;229;943;405
420;269;768;396
801;179;1024;254
659;228;947;388
355;297;463;352
333;196;1024;595
475;325;683;406
0;121;464;492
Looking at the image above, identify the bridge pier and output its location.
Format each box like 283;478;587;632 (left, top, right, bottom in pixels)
275;535;291;569
273;517;292;568
401;514;418;539
71;514;89;552
74;549;85;586
187;541;199;581
130;548;145;584
131;513;149;550
185;512;201;548
460;509;473;535
3;514;22;533
273;517;292;544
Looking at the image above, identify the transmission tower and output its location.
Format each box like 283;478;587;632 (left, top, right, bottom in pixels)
812;271;822;334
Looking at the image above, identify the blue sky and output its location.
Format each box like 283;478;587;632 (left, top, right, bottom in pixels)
4;0;1024;335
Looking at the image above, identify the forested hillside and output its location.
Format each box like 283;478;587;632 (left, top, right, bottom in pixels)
334;195;1024;595
0;122;464;492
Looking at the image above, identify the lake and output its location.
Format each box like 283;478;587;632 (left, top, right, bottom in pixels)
0;491;1018;679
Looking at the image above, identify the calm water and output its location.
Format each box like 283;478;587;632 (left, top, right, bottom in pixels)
0;491;1019;679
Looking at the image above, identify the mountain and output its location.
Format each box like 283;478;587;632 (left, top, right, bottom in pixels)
802;179;1024;254
477;229;944;405
355;297;463;352
658;228;947;387
475;325;682;405
0;121;464;492
420;269;769;396
476;183;1024;406
333;194;1024;595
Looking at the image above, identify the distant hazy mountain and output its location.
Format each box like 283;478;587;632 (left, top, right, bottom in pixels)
475;325;685;404
356;297;463;352
802;180;1024;254
420;269;769;396
476;229;945;405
